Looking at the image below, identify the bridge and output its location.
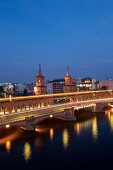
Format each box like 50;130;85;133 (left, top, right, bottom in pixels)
0;90;113;130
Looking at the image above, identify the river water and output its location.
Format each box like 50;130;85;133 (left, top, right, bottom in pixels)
0;112;113;170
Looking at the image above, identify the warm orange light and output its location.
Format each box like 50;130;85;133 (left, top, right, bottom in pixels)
76;123;80;136
50;128;54;140
92;117;98;141
0;90;112;102
50;114;53;118
35;128;39;132
6;140;11;152
23;142;32;162
107;113;113;131
62;129;69;149
6;124;10;128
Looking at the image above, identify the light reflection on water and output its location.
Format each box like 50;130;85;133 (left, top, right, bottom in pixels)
5;140;11;152
105;111;113;131
62;129;69;150
92;117;98;141
74;117;98;141
1;112;113;169
50;128;54;140
23;142;32;162
0;128;24;153
0;116;99;153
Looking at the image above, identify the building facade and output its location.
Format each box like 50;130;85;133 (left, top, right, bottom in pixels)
63;67;76;93
46;79;64;94
99;80;113;90
53;79;65;93
34;64;47;95
46;81;53;94
76;77;98;91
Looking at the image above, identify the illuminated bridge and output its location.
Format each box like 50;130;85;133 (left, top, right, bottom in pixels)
0;90;113;130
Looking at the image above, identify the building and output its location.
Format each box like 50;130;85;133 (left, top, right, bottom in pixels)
0;83;14;97
46;79;65;94
53;79;65;93
63;67;76;93
14;83;25;95
76;77;98;91
34;64;47;95
99;80;113;90
47;67;76;94
25;84;34;95
46;80;53;94
0;83;34;97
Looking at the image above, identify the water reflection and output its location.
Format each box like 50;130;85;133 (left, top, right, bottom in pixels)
35;138;45;150
109;114;113;131
23;142;32;162
1;113;113;169
106;111;113;131
62;129;69;150
50;128;54;140
0;128;24;154
74;117;98;141
74;118;94;134
75;123;80;136
5;140;11;152
92;117;98;141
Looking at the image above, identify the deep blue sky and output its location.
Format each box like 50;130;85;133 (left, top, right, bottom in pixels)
0;0;113;83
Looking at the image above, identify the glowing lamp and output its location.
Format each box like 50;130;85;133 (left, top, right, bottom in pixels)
6;124;10;128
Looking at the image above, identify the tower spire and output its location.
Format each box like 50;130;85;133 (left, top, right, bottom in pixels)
66;66;70;77
34;64;47;95
38;64;42;76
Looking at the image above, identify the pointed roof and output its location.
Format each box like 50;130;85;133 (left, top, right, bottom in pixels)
38;64;43;76
66;66;70;77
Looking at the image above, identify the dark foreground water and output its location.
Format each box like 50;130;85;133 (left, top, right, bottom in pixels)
0;112;113;170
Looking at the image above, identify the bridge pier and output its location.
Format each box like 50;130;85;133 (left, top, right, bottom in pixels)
55;108;76;121
95;103;111;112
21;116;35;131
64;108;76;120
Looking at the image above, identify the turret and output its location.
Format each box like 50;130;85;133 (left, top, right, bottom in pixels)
34;64;47;95
64;66;72;86
63;66;76;93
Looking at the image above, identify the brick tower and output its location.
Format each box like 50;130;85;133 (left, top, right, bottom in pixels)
34;64;47;95
63;66;75;93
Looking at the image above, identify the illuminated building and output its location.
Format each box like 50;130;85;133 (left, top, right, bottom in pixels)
53;79;65;93
46;81;53;94
63;66;76;93
34;64;47;95
47;67;76;94
47;79;65;94
76;77;98;91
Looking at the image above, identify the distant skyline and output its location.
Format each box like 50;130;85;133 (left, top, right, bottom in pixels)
0;0;113;83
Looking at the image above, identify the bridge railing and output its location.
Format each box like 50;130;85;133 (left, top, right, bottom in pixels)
0;90;113;115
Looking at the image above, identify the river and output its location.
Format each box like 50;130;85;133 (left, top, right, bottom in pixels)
0;111;113;170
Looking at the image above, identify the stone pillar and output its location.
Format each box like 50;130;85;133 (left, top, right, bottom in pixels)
95;103;109;112
25;116;35;131
64;108;76;120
